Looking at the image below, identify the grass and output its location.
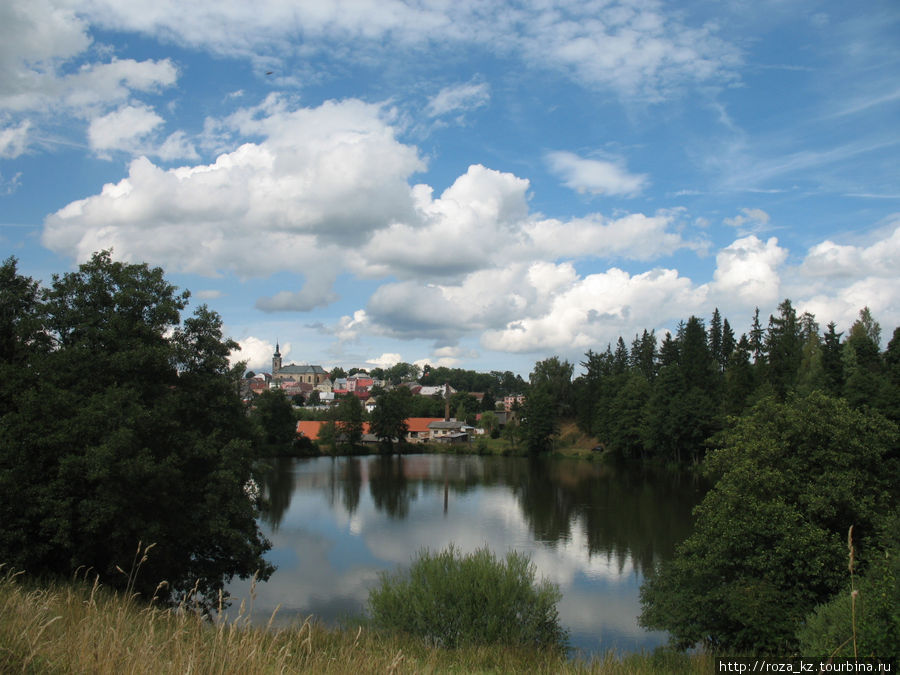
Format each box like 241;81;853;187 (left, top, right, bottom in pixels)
0;565;717;674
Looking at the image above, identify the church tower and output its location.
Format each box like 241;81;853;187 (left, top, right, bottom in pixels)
272;341;282;376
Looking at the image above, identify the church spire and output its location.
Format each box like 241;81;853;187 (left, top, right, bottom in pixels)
273;340;282;375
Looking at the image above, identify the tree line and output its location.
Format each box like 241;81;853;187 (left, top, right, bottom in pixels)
522;300;899;460
520;301;899;656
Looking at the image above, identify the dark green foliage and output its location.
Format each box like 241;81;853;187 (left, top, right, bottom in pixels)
639;392;898;653
367;545;567;650
606;372;650;459
797;519;900;661
529;356;574;417
723;334;756;415
418;365;525;400
765;299;803;397
0;252;272;608
250;389;297;448
822;322;845;393
334;393;364;445
370;386;413;447
523;386;557;453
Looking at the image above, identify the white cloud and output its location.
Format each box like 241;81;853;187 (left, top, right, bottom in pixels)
520;210;695;261
0;1;179;161
0;119;30;158
709;235;787;309
255;271;340;312
88;104;163;154
230;336;275;372
426;81;490;117
74;0;738;100
482;265;705;354
0;0;92;111
800;222;900;280
723;207;771;234
366;353;404;369
333;310;370;343
43;98;425;305
546;151;647;197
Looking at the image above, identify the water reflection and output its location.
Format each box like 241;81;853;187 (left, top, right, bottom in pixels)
233;455;706;656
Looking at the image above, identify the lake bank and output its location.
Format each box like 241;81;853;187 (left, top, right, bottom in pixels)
0;568;715;673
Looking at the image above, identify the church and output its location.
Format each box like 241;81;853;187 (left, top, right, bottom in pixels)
272;342;329;385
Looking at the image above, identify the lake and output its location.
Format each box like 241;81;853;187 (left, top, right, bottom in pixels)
226;454;707;658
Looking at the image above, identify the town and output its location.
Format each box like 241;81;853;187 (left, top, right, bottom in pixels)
240;343;527;446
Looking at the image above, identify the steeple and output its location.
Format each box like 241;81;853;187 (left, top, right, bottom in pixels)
273;340;282;375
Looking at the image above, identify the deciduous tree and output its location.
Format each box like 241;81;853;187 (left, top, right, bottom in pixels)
0;252;272;608
640;392;898;652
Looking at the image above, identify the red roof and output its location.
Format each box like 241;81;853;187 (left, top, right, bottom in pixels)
406;417;444;434
296;420;371;441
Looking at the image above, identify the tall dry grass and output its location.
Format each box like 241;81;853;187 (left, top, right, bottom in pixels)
0;562;714;674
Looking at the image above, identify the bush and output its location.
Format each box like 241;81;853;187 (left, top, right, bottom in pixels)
367;545;567;650
797;522;900;662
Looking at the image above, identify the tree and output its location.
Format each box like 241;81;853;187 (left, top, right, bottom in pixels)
749;307;766;365
523;387;557;454
334;393;364;445
822;322;845;394
529;356;574;417
0;257;49;415
250;389;297;447
370;387;413;449
606;372;650;459
708;308;723;372
0;252;272;608
479;410;499;437
640;392;898;653
764;299;802;397
843;308;887;411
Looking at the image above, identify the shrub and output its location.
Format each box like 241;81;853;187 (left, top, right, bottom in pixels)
367;545;567;650
797;522;899;662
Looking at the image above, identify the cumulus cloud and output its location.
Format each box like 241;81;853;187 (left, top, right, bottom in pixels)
791;219;900;331
230;336;276;372
44;90;704;331
367;353;405;369
359;164;530;280
710;235;787;309
520;210;696;261
482;266;705;354
800;221;900;280
88;104;163;155
43;98;426;304
0;1;180;164
546;151;647;197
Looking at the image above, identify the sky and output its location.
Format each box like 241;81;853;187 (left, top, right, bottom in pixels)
2;0;899;377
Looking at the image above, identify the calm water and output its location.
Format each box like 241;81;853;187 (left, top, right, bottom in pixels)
226;454;706;657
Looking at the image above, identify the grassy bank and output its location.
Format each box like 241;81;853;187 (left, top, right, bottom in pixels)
1;567;714;674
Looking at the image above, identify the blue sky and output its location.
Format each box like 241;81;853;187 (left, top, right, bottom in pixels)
2;0;899;377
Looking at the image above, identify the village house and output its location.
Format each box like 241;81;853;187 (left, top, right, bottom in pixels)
502;394;526;411
427;419;469;444
405;417;445;444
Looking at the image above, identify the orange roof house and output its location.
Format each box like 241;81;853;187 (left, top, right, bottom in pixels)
296;420;371;441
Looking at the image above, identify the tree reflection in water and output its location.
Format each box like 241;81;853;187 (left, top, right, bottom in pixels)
257;454;706;575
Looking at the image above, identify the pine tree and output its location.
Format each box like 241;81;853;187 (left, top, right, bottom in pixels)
765;299;802;397
708;308;723;373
